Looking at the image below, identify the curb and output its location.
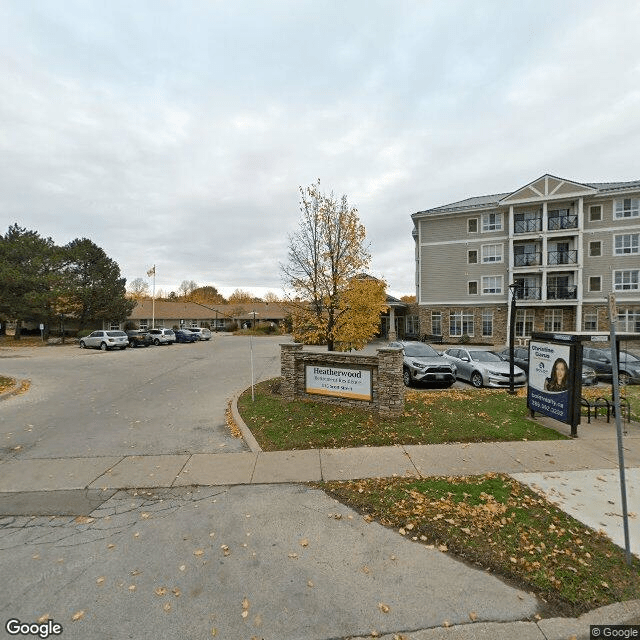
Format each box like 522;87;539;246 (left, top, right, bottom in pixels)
230;390;263;453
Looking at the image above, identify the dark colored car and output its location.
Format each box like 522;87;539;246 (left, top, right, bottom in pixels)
388;340;457;388
174;329;198;343
126;330;153;348
582;347;640;385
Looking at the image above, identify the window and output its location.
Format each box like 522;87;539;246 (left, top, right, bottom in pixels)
614;233;639;255
431;312;442;336
109;322;120;331
482;276;502;294
406;315;419;336
481;244;503;263
589;241;602;257
482;212;502;232
515;309;534;338
589;205;602;221
614;198;640;219
589;276;602;292
617;308;640;332
139;319;148;330
544;309;563;332
467;250;478;264
514;210;542;233
468;218;478;233
468;281;478;295
482;309;493;337
614;270;640;291
583;311;598;331
450;311;474;337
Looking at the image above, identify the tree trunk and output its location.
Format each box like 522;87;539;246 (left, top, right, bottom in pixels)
13;319;22;340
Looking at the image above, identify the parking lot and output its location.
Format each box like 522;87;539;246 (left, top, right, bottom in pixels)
0;335;286;461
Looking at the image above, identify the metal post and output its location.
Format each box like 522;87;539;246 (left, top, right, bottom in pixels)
508;284;518;395
608;293;632;565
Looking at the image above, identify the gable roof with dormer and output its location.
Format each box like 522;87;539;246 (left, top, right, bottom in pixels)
412;174;640;218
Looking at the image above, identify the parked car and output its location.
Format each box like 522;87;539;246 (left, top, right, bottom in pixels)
582;347;640;385
497;347;598;386
187;327;212;341
147;328;176;345
174;329;198;343
126;330;153;348
79;330;128;351
388;340;457;388
443;348;526;388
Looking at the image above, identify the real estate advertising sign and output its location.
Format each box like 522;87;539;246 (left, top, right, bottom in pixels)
305;365;372;401
527;341;572;423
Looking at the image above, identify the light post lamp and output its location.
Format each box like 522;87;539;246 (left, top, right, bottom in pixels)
249;311;258;401
507;283;520;395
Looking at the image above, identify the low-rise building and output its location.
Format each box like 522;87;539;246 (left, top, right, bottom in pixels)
412;174;640;345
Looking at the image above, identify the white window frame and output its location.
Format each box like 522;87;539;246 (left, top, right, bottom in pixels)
589;205;602;222
544;309;563;332
468;218;478;233
614;233;639;255
617;308;640;332
589;276;602;292
139;319;148;330
406;315;419;335
481;275;503;295
515;309;534;338
614;269;640;291
467;249;478;264
468;281;478;295
614;198;640;219
481;212;502;233
583;311;598;331
449;311;474;337
589;240;602;257
109;322;120;331
481;309;493;337
431;311;442;336
481;243;503;263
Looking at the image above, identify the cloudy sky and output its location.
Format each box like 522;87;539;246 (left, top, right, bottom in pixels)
1;1;639;298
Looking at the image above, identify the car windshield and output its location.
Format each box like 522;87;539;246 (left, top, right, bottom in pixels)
470;351;503;362
404;343;439;358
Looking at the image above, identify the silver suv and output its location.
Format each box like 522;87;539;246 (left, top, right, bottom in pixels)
186;327;212;341
147;328;176;345
389;340;457;387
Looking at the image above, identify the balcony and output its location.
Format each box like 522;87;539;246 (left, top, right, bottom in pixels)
548;215;578;231
547;249;578;265
513;252;542;267
514;217;542;234
547;285;578;300
513;285;542;301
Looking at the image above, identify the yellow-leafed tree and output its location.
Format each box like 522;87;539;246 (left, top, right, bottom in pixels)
281;181;387;351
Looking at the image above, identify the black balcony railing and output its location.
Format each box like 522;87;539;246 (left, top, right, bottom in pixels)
513;252;542;267
548;215;578;231
513;286;542;300
547;249;578;265
514;218;542;233
547;285;578;299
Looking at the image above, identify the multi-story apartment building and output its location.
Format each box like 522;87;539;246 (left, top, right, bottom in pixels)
412;174;640;345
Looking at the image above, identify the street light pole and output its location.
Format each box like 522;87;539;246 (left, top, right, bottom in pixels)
507;283;519;395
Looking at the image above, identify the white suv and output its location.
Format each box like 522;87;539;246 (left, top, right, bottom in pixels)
186;327;212;341
147;328;176;345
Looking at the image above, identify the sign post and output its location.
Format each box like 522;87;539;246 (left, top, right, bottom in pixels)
607;293;632;565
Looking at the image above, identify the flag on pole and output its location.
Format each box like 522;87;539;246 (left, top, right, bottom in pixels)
147;265;156;277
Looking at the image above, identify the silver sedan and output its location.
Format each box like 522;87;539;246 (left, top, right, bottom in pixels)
443;347;526;388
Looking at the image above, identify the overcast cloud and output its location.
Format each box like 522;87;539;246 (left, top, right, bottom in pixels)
1;1;639;298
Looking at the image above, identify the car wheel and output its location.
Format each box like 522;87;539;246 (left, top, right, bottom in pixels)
129;341;135;348
100;342;108;351
619;371;631;386
154;339;160;346
402;368;412;387
79;340;86;349
120;346;127;350
471;371;484;388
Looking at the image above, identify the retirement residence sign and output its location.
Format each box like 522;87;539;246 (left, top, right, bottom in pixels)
305;365;372;401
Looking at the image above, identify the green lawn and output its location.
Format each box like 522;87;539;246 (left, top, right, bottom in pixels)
237;379;567;451
321;474;640;617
